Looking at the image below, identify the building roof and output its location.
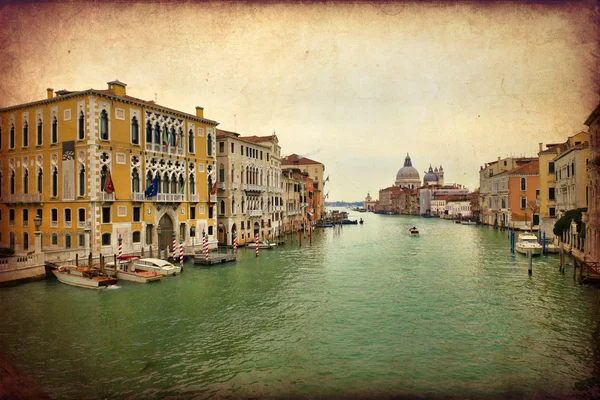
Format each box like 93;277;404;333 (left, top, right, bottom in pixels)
282;154;323;166
242;134;278;144
216;129;271;148
507;160;539;176
0;87;219;126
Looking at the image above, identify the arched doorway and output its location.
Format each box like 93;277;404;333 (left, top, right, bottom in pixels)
158;213;173;252
253;222;260;238
217;223;226;246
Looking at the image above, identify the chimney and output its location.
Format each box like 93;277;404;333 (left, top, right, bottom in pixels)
46;88;54;99
195;106;204;119
538;142;543;153
107;80;127;96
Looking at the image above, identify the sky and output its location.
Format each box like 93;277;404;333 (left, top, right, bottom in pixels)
1;1;598;202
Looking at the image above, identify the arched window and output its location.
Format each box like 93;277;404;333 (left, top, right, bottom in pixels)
23;169;28;194
242;197;245;213
178;128;184;149
146;120;152;143
37;119;43;145
170;126;176;147
100;166;108;192
189;174;196;195
232;197;236;215
220;200;226;215
51;117;58;143
170;175;177;194
207;133;213;156
231;165;235;183
9;170;15;194
219;163;225;183
520;178;526;191
102;233;111;246
132;169;140;193
162;173;169;194
23;122;28;147
23;233;29;251
64;233;71;249
9;124;15;149
51;167;58;197
78;165;85;196
100;110;109;140
131;116;139;145
37;168;43;194
154;122;160;144
188;129;194;153
178;175;184;194
78;111;85;140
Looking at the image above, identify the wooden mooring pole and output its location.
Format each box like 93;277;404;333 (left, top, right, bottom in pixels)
528;249;532;276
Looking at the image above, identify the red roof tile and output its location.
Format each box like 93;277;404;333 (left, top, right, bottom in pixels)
281;154;323;166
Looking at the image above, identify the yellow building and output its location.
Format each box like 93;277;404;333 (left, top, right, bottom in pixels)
281;154;326;221
0;80;218;258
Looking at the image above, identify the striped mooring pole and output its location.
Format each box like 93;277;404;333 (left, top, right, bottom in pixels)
179;237;183;271
172;232;177;260
203;231;209;261
233;232;237;255
255;233;259;257
118;235;123;258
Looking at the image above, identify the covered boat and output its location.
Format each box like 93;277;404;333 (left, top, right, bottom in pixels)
104;256;162;283
52;266;117;289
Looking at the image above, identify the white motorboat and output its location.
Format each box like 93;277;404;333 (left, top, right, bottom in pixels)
133;258;181;276
104;256;162;283
246;241;277;249
409;227;420;237
52;265;118;289
460;220;477;225
516;233;543;256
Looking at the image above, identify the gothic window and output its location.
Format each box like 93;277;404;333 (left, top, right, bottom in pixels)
207;133;213;156
132;169;140;193
131;116;139;145
189;174;196;195
37;119;43;145
178;175;184;194
23;169;28;195
170;175;177;193
79;165;85;196
100;166;108;192
51;117;58;143
170;126;175;146
23;122;28;147
37;168;43;194
154;122;160;144
9;170;15;194
100;110;109;140
188;129;194;153
146;120;152;143
178;128;184;149
78;111;85;140
162;173;169;194
232;197;236;215
146;171;153;190
51;167;58;197
9;124;15;149
220;200;225;215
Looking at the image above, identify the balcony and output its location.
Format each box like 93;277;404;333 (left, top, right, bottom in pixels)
243;184;264;192
230;183;239;190
274;187;283;194
155;194;184;202
99;192;115;202
3;193;43;204
210;194;217;203
132;193;145;202
300;202;308;208
247;210;262;217
190;194;199;202
273;205;283;211
145;142;184;156
217;182;225;190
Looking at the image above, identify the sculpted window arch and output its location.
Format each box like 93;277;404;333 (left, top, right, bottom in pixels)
78;111;85;140
9;124;15;149
37;119;43;145
23;122;28;147
154;122;160;144
51;166;58;197
37;168;43;194
131;116;139;145
188;129;194;153
207;133;213;156
23;169;29;194
146;120;152;143
78;165;85;196
132;168;140;193
189;174;196;195
51;117;58;143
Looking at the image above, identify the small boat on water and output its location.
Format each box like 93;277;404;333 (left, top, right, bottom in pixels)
52;265;118;289
454;220;462;224
315;223;334;228
246;241;277;249
341;219;358;225
409;227;420;237
516;233;543;256
359;218;364;225
133;258;181;276
460;220;477;225
104;256;162;283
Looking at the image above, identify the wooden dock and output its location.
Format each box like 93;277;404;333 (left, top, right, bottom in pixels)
193;253;237;266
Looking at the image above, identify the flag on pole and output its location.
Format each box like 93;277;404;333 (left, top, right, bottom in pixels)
210;181;217;195
144;175;159;197
104;169;115;194
162;127;168;146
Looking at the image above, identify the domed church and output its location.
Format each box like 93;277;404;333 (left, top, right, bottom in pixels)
394;153;421;189
423;165;444;186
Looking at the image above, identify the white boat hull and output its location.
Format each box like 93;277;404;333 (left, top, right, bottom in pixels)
516;245;542;256
133;258;181;276
52;267;117;289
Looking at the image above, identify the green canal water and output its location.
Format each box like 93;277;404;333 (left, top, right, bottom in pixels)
1;211;600;399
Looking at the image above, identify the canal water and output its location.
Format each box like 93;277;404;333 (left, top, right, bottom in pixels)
1;211;600;399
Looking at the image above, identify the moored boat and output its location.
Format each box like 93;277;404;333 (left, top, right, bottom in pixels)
516;233;543;256
133;258;181;276
104;256;162;283
460;220;477;225
52;265;118;289
246;241;277;249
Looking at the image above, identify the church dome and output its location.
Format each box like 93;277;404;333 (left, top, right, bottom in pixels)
395;153;421;188
423;165;439;183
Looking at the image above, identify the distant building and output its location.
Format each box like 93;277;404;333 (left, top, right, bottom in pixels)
419;184;469;216
364;192;376;211
281;154;325;220
584;105;600;264
423;165;444;186
538;142;562;237
554;132;589;217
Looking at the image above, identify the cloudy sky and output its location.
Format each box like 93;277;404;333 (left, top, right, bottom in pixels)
1;1;598;201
